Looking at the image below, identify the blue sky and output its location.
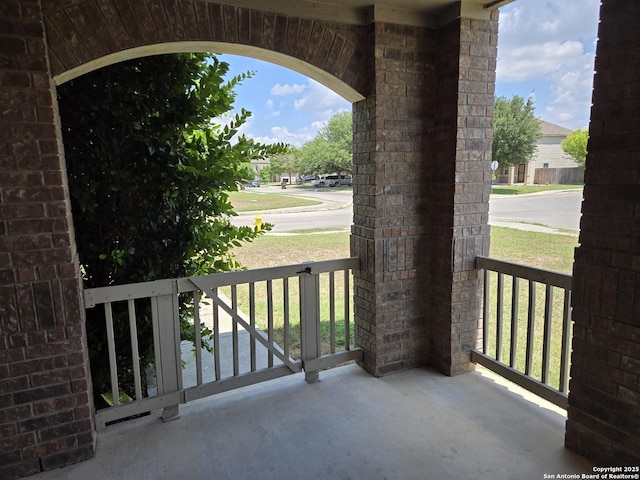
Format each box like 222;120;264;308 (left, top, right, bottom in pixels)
219;0;600;148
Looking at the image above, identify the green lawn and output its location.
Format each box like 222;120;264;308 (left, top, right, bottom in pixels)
227;227;578;389
492;184;583;195
228;190;321;212
486;227;578;391
233;226;576;272
489;226;577;273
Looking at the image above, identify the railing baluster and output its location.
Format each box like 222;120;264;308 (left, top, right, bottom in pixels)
483;269;490;354
510;277;519;368
344;269;350;350
329;271;336;354
525;281;536;376
542;284;554;384
212;287;221;381
232;285;239;376
127;300;142;400
300;269;321;383
85;258;363;427
104;302;120;406
559;289;572;393
496;272;504;361
151;298;163;394
267;280;274;368
192;292;202;386
249;282;256;372
283;278;290;359
474;256;573;409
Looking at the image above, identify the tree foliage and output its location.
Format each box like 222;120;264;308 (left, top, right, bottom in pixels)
492;95;542;167
269;151;298;179
560;128;588;165
59;54;285;285
297;110;352;174
57;53;286;405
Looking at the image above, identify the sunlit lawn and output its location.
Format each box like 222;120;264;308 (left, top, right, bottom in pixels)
222;226;578;388
492;184;583;195
228;190;321;212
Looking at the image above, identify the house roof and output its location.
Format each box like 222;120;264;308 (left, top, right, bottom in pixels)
539;120;573;137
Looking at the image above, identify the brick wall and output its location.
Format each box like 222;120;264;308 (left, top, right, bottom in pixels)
351;22;435;375
351;12;496;376
0;1;95;478
426;13;496;375
566;0;640;465
41;0;369;99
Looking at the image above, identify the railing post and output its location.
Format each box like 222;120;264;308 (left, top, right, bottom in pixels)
299;266;321;384
152;292;183;421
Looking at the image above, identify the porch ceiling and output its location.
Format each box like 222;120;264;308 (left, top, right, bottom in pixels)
204;0;516;26
31;364;590;480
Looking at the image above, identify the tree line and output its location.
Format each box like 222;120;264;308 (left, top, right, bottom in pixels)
265;94;588;183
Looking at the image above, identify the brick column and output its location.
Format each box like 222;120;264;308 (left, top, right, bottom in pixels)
0;2;95;478
427;13;496;375
565;0;640;465
351;22;435;376
351;11;496;376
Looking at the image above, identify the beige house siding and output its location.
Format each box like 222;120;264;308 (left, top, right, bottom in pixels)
525;120;580;184
497;120;581;184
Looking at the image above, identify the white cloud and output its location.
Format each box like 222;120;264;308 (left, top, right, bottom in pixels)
270;83;307;96
497;41;584;82
499;0;600;48
543;61;595;129
497;0;599;129
265;99;280;117
249;126;315;148
293;79;348;113
294;97;308;110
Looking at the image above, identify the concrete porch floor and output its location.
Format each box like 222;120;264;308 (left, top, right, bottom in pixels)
32;364;592;480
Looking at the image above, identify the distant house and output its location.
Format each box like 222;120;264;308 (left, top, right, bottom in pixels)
496;120;583;185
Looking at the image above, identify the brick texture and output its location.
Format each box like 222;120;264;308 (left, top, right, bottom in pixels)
565;0;640;465
0;1;95;479
13;0;640;476
40;0;369;98
427;14;496;375
351;13;496;376
351;22;435;376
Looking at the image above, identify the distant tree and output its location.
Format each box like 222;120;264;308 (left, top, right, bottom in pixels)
258;165;273;183
298;111;352;174
492;95;542;167
560;128;589;165
269;151;298;182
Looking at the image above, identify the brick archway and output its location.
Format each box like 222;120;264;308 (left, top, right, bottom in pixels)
43;0;368;101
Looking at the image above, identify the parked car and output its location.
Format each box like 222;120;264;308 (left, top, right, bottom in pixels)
246;179;260;187
297;175;316;184
311;174;352;187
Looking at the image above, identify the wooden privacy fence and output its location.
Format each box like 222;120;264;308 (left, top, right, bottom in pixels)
473;256;573;408
83;258;362;429
534;166;584;185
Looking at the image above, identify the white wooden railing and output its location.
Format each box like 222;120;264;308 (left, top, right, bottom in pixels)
84;257;362;429
472;256;573;408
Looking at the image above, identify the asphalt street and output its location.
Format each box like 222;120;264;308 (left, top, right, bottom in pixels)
231;186;584;234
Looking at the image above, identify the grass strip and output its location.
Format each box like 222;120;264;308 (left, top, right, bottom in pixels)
229;191;322;212
492;184;583;195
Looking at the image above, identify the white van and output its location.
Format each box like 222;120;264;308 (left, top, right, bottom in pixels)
311;174;352;187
